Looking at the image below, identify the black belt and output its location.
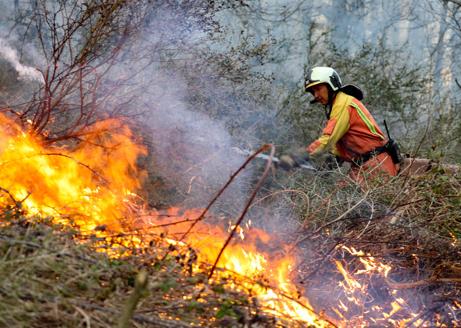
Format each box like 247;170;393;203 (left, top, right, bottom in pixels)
352;145;387;166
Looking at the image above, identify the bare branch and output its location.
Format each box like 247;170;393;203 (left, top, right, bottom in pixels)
208;144;274;279
456;77;461;89
178;144;274;241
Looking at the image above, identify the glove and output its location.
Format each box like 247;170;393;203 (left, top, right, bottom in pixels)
279;152;310;171
279;155;296;170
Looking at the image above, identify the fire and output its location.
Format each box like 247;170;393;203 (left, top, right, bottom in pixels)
0;112;332;326
0;113;146;233
333;245;422;327
6;111;450;326
138;208;331;326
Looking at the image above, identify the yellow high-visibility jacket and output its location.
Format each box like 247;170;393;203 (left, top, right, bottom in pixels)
307;92;398;177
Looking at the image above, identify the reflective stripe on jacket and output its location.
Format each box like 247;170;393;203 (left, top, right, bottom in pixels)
307;91;398;176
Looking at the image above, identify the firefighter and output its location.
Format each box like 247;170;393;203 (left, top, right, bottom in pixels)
280;66;399;184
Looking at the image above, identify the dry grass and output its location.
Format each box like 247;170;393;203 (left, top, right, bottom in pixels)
275;165;461;325
1;164;460;327
0;215;289;328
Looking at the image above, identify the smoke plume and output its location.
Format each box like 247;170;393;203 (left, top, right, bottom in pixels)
0;37;43;83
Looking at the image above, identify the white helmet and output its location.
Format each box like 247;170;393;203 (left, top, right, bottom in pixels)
305;67;342;92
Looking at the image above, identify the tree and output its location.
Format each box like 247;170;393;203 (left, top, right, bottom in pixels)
2;0;240;145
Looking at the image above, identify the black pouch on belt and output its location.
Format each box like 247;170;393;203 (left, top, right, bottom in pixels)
383;120;403;165
384;138;402;164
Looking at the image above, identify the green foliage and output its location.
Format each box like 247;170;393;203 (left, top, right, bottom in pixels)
215;300;240;319
412;97;461;162
323;41;430;117
277;37;431;154
405;169;461;238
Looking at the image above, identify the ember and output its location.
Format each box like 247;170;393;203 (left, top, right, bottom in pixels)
332;245;421;326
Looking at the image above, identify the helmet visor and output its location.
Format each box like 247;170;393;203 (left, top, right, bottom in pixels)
304;80;323;93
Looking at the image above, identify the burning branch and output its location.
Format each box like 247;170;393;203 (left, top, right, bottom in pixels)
386;277;461;289
40;152;108;184
0;187;19;205
10;1;148;144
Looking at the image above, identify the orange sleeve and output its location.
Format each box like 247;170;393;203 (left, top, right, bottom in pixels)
307;139;322;153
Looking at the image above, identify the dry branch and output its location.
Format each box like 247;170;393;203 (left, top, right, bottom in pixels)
179;144;274;241
208;144;275;279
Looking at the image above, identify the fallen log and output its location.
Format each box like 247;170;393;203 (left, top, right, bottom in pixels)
399;157;460;176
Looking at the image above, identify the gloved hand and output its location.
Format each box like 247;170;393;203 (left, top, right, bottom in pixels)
321;155;343;170
279;152;310;171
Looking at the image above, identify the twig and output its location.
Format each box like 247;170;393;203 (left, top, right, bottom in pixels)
207;264;338;327
179;144;273;241
312;191;369;234
291;191;370;249
300;182;344;229
40;152;108;183
399;122;430;189
0;152;107;184
73;306;91;328
404;303;446;327
0;187;18;204
386;277;461;289
356;200;374;238
207;144;275;280
117;270;148;328
455;78;461;90
76;301;191;328
0;186;30;212
297;241;341;284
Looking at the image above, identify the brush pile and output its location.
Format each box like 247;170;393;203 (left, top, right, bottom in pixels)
0;214;299;327
283;165;461;326
1;153;460;327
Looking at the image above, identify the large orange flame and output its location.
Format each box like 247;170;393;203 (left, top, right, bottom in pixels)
0;113;146;231
0;113;332;327
139;208;332;326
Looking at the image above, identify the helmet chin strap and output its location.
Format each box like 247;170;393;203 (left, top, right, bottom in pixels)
324;88;336;119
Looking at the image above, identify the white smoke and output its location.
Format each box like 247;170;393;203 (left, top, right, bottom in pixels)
94;7;305;236
0;37;43;83
141;70;252;212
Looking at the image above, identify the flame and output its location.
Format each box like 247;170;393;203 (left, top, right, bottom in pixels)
0;113;333;326
333;245;424;327
4;112;452;326
138;208;331;326
0;113;145;232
